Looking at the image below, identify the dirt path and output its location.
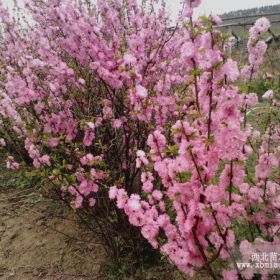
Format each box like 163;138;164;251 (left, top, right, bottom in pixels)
0;188;106;280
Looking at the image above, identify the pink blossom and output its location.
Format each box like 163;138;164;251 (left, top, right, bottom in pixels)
248;187;263;202
242;268;254;280
109;186;118;200
74;195;83;208
205;185;225;203
0;138;6;147
262;90;274;100
89;197;96;207
222;269;238;280
112;119;122;129
135;85;148;99
254;17;271;33
127;195;141;211
211;15;222;25
242;93;258;107
46;138;59;148
116;189;128;209
123;53;137;65
136;150;149;168
152;190;163;201
239;183;249;194
6;156;19;170
40;155;51;166
78;78;85;85
221;59;239;82
182;42;195;59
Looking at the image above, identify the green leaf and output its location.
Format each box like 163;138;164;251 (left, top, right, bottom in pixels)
176;171;192;183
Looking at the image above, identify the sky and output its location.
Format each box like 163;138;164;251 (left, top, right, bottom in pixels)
165;0;280;18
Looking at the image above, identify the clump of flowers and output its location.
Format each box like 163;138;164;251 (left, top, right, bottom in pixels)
0;0;279;279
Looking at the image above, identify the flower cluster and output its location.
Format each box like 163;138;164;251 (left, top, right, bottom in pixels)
241;17;271;80
0;0;279;279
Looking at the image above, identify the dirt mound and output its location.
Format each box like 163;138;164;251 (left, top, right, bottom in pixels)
0;189;106;280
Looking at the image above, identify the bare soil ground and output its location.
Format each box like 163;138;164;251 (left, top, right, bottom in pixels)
0;188;107;280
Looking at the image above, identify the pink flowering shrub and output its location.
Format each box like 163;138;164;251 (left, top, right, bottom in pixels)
0;0;279;278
